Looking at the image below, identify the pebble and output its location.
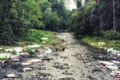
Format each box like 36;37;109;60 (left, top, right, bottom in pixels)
30;59;42;63
7;73;16;78
23;67;32;72
21;61;32;66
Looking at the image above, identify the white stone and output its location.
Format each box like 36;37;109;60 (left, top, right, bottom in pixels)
98;42;106;46
45;48;52;54
106;64;118;71
7;74;16;78
5;48;13;52
30;59;42;63
14;47;23;53
27;44;41;48
0;53;11;59
41;37;48;41
23;67;32;72
21;61;32;66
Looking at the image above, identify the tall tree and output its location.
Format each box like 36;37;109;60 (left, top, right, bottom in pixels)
0;0;16;45
112;0;116;30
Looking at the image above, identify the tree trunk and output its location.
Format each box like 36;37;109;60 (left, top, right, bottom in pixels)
113;0;116;30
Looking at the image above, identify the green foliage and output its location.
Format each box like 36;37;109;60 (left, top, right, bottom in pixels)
26;48;36;55
49;0;71;30
43;8;61;31
39;0;51;12
71;0;120;38
21;29;57;45
82;36;120;50
16;0;43;29
0;49;6;53
0;0;70;46
11;50;17;55
0;24;15;45
0;0;29;45
71;1;96;35
101;30;120;40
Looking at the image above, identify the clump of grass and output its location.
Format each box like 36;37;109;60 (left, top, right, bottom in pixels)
82;36;120;50
26;48;36;55
17;29;58;46
11;50;17;55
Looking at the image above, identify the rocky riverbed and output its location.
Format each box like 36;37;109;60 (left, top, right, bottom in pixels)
0;32;119;80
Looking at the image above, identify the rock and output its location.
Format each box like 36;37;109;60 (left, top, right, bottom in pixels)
98;42;106;46
35;48;41;53
41;37;48;41
30;59;42;63
92;68;102;73
21;61;32;66
10;55;20;60
110;71;116;76
0;69;6;79
45;49;52;54
62;71;73;75
6;73;16;78
19;52;29;56
107;48;117;53
12;58;20;62
23;67;32;72
11;63;22;70
58;77;75;80
111;60;120;64
53;62;69;70
88;76;97;80
5;48;13;52
42;56;53;62
106;64;118;71
0;53;11;60
36;72;53;79
37;55;44;58
99;61;115;66
42;41;46;44
14;47;23;53
85;62;92;66
110;71;120;77
27;44;41;49
115;73;120;78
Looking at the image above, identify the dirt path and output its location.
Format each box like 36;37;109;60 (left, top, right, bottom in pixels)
0;32;115;80
49;32;114;80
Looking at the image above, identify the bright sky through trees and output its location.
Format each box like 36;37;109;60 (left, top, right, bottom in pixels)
64;0;86;10
64;0;77;10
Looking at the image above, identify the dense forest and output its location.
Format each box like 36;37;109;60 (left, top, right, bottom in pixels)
0;0;120;45
0;0;70;45
71;0;120;36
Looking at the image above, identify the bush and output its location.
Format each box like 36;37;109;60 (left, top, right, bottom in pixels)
101;30;120;40
26;48;36;55
11;50;17;55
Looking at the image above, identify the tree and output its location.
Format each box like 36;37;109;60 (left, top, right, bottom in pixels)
113;0;116;30
49;0;71;30
0;0;16;45
0;0;29;45
43;8;61;31
71;1;96;35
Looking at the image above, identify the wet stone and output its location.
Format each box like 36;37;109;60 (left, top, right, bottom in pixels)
42;56;53;62
88;76;97;80
53;62;69;70
58;77;75;80
62;71;73;75
0;69;6;79
60;56;69;59
36;72;53;80
37;66;46;70
92;68;102;73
